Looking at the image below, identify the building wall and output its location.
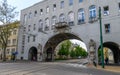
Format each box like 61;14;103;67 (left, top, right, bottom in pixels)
18;0;120;61
0;22;19;60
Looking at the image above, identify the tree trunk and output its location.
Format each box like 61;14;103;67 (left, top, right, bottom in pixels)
2;47;6;61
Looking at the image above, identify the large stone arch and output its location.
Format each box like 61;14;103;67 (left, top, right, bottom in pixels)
43;33;84;61
98;42;120;64
28;47;38;61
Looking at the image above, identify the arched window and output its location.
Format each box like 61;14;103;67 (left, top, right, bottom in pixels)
52;16;57;29
28;12;32;19
45;18;49;31
89;5;96;19
38;20;43;31
59;14;65;22
78;8;85;24
68;11;74;26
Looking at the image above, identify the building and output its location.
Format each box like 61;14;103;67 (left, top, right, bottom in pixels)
0;22;19;60
18;0;120;63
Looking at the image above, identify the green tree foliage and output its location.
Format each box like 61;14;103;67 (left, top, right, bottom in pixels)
70;49;76;58
58;40;72;59
73;46;88;58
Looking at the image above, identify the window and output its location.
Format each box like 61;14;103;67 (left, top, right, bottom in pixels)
79;0;83;3
46;6;49;13
45;18;50;30
8;40;11;45
28;25;31;31
11;48;15;53
33;36;36;42
69;0;73;6
53;4;56;11
105;24;110;33
118;3;120;12
89;5;96;20
59;14;65;22
28;12;32;19
7;49;10;54
33;24;36;30
34;10;37;17
52;16;57;29
13;29;17;35
68;11;74;26
24;14;27;24
60;1;64;9
78;8;85;24
38;20;43;31
12;39;16;45
103;6;109;15
40;9;43;15
28;36;30;42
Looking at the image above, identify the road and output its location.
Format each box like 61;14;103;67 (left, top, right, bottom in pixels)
0;61;120;75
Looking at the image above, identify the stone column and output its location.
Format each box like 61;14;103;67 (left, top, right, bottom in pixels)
89;39;96;64
37;44;43;62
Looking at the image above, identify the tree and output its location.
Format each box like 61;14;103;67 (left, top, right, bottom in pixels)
70;49;76;58
58;40;72;59
0;0;18;61
0;22;19;61
0;0;18;24
74;46;88;58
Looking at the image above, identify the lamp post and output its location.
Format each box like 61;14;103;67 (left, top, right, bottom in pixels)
99;7;104;68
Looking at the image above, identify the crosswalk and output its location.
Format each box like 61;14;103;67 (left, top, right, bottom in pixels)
65;63;87;68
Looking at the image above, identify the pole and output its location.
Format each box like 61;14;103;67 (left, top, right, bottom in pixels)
99;7;104;68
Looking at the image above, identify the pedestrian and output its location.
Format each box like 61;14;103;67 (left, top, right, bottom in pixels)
105;57;109;65
93;58;97;67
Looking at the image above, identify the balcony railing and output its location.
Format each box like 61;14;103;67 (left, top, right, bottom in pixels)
78;19;85;25
68;21;74;26
89;17;98;23
55;22;68;29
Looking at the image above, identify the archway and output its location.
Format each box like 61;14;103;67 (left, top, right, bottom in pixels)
44;33;85;61
98;42;120;64
28;47;38;61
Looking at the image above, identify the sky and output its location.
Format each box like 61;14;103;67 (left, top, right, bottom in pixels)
0;0;43;20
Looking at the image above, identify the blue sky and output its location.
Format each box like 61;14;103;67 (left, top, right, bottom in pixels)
0;0;43;20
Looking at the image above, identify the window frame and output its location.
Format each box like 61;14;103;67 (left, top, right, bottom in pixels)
103;6;109;16
69;0;73;6
89;5;96;18
60;1;64;9
78;8;85;24
104;24;111;34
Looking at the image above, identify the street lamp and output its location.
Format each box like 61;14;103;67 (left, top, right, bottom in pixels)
99;7;104;68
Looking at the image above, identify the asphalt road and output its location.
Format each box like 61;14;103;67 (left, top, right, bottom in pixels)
0;62;119;75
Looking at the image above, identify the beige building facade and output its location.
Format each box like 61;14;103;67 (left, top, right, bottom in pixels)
0;22;19;60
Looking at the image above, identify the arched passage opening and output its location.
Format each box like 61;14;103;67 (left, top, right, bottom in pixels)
28;47;38;61
43;33;87;61
98;42;120;64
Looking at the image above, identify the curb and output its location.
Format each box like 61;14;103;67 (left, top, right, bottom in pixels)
87;64;120;73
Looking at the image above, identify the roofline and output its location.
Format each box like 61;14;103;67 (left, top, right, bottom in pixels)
21;0;48;11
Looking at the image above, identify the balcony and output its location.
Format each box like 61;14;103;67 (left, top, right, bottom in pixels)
55;22;68;29
89;17;98;23
78;19;85;25
68;21;74;26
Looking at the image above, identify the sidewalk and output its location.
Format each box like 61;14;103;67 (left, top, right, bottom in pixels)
87;64;120;73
